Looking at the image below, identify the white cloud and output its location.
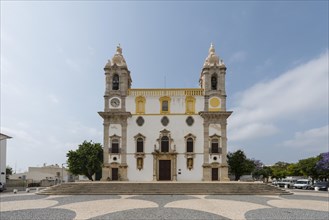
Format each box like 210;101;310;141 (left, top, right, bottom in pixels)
282;125;328;153
230;123;278;141
228;51;247;63
65;58;81;72
48;94;59;104
229;51;328;141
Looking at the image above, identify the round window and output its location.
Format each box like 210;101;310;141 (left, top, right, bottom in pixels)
161;116;169;126
136;116;145;126
186;116;194;126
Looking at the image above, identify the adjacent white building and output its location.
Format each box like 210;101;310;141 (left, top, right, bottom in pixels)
99;44;232;181
0;133;12;184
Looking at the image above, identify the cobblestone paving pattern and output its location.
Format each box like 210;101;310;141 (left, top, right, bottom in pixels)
0;190;328;220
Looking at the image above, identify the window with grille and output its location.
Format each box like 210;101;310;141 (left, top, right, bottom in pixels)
211;139;219;153
161;136;169;152
111;139;119;153
137;138;144;153
187;138;194;152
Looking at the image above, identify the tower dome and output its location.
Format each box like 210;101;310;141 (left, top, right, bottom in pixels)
203;43;223;67
111;44;127;67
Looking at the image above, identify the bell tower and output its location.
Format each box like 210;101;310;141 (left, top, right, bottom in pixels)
199;43;227;111
199;43;232;181
103;45;132;112
99;45;132;181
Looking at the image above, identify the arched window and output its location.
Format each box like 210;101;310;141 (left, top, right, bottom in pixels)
186;138;194;153
112;74;119;90
211;75;217;90
137;138;144;153
111;139;119;153
211;139;219;153
161;136;169;152
159;96;171;114
162;100;168;111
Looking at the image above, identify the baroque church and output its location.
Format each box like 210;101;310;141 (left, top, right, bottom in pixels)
99;44;232;181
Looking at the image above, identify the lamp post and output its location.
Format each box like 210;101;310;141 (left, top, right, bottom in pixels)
61;163;67;184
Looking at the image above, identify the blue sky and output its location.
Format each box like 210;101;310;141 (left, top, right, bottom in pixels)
1;1;328;172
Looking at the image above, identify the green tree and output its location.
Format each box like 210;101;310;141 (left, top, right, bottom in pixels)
227;150;255;180
252;165;273;182
271;162;290;180
286;163;302;177
67;140;103;181
297;156;320;181
6;166;13;179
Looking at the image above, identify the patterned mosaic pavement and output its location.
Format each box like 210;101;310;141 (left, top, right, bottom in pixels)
0;190;328;219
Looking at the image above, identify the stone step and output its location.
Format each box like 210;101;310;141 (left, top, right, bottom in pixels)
38;182;291;195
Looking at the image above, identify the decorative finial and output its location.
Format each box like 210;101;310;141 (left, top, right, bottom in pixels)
116;43;122;54
209;43;215;53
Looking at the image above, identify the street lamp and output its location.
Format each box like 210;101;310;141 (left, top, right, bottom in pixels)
61;163;67;184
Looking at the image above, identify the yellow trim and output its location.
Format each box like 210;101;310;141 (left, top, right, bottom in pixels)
131;113;199;116
128;88;204;96
159;96;171;114
209;97;220;107
135;96;146;114
185;96;196;114
209;108;221;112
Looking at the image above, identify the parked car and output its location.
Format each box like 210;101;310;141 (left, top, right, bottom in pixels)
276;179;296;188
0;182;4;192
310;182;329;191
293;179;312;189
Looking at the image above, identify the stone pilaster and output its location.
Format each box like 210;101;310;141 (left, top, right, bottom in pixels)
101;120;110;180
172;154;177;181
120;120;128;180
203;120;210;164
202;164;211;181
219;66;226;95
119;164;128;181
121;121;127;164
152;154;157;181
220;120;230;181
202;120;210;181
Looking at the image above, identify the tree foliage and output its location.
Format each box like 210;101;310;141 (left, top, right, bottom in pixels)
227;150;255;180
6;166;13;179
270;161;290;179
67;140;103;181
316;152;329;179
297;156;320;180
251;160;272;182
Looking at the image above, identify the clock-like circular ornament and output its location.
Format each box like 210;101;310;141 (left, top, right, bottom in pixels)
110;98;120;107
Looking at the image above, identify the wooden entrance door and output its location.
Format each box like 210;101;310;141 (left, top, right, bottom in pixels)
212;168;218;181
112;168;119;181
159;160;171;180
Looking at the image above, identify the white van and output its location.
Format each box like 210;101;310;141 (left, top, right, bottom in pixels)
293;179;312;189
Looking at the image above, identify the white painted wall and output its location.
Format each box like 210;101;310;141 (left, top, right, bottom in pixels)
176;154;203;181
125;108;205;181
0;137;9;184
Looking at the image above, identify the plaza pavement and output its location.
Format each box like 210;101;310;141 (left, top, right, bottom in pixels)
0;189;328;219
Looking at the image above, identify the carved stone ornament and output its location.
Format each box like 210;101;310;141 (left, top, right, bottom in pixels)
203;43;225;68
111;44;127;67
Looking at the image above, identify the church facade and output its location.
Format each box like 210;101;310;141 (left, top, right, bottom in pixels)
99;44;232;181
